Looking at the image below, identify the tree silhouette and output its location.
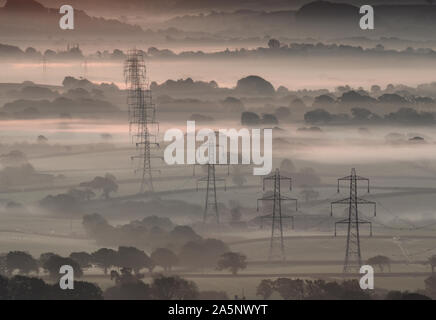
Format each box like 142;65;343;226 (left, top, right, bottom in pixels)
116;246;154;274
367;255;391;272
216;252;247;275
52;281;103;300
5;251;38;275
428;255;436;273
91;248;118;275
151;248;178;272
7;275;49;300
268;39;280;49
274;278;305;300
69;252;92;269
80;174;118;199
256;279;274;300
425;275;436;299
151;275;199;300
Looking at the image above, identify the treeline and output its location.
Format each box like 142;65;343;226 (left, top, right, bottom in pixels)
0;245;247;278
4;41;436;62
0;272;227;300
81;214;236;270
255;277;435;300
305;107;435;126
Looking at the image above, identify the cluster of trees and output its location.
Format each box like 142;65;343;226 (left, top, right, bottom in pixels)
0;274;103;300
82;214;246;272
0;150;55;189
83;213;194;247
11;40;436;62
305;107;434;126
1;246;248;280
0;246;177;279
39;174;118;215
256;277;435;300
0;271;224;300
241;111;278;126
2;97;118;119
256;278;372;300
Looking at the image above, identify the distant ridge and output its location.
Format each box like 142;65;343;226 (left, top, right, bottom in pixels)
0;0;144;38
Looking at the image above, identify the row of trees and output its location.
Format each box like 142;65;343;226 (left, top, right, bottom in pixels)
256;277;436;300
0;272;224;300
0;247;177;278
1;247;248;278
304;107;434;125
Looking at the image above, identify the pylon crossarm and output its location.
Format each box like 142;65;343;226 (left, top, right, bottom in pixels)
280;195;298;201
331;197;351;205
258;195;275;201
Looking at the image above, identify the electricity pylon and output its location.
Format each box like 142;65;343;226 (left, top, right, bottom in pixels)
331;168;376;273
124;49;159;193
257;168;298;261
195;138;229;224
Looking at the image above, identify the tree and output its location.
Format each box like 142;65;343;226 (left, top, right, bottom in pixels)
236;76;275;96
216;252;247;275
304;109;332;124
117;246;154;274
7;275;49;300
69;252;93;269
80;174;118;199
256;279;275;300
241;111;260;126
39;193;79;214
0;275;8;299
367;255;391;272
37;135;48;144
151;275;199;300
105;280;151;300
262;113;278;125
42;255;83;280
268;39;280;49
179;238;229;269
5;251;39;275
275;106;291;119
110;267;141;286
428;255;436;273
385;290;430;300
39;252;57;268
273;278;305;300
425;275;436;299
91;248;118;275
151;248;178;272
169;225;201;244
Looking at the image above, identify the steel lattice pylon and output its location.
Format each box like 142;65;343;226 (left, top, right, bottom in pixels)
195;138;229;224
124;49;159;193
257;168;298;261
331;168;376;273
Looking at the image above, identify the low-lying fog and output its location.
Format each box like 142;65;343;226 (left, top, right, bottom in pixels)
4;57;436;90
